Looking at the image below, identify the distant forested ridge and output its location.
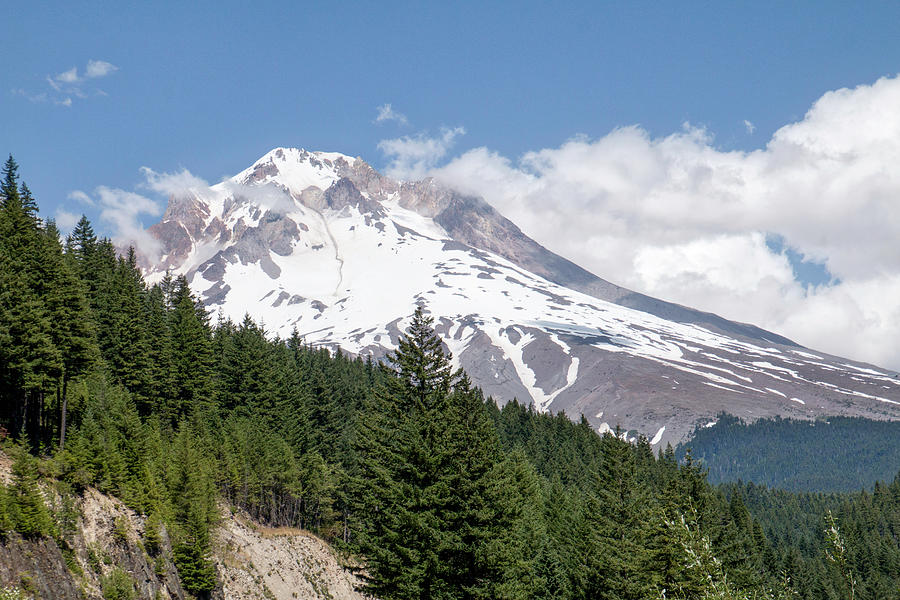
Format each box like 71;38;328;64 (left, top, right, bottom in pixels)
5;153;900;598
678;413;900;492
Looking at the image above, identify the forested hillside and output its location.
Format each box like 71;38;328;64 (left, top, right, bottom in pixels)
679;414;900;492
2;153;900;599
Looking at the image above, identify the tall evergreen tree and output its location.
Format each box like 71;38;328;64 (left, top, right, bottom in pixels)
1;155;20;207
166;277;215;422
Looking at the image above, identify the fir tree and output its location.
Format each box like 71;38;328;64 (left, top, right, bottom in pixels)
9;445;52;538
166;277;215;421
1;155;20;207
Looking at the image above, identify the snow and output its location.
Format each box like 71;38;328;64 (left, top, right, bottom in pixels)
703;382;745;394
148;147;900;421
650;426;666;445
840;363;891;376
231;148;350;193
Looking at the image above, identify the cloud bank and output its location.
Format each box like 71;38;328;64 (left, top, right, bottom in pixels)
378;126;466;180
418;75;900;371
68;183;163;259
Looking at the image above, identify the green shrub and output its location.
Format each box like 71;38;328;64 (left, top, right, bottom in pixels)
61;544;83;577
86;544;102;573
153;553;167;577
100;567;136;600
143;512;162;556
0;484;13;536
17;574;35;598
0;585;26;600
113;515;129;543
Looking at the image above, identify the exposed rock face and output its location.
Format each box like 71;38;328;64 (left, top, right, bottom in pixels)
0;484;187;599
0;454;365;600
0;536;84;599
78;488;187;599
143;147;900;446
215;513;366;600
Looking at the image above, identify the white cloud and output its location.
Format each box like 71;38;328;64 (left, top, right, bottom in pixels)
378;126;466;180
85;60;118;78
67;190;95;206
375;103;409;126
54;208;80;233
12;88;48;103
140;167;210;196
74;187;163;259
15;59;119;107
428;74;900;371
55;67;79;84
743;119;756;134
138;166;297;215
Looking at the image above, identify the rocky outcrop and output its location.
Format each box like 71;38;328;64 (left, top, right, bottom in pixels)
215;513;367;600
0;456;366;599
0;486;187;600
0;536;83;599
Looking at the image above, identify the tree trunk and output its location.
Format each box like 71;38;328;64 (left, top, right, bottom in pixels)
59;374;69;451
343;508;350;544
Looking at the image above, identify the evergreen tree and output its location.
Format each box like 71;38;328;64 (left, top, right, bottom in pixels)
1;155;20;207
168;423;218;596
584;430;656;599
8;445;52;538
356;307;492;598
166;277;215;421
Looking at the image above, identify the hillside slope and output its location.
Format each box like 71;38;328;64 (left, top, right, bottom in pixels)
0;453;365;600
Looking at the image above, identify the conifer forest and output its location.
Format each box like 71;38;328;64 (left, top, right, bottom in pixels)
5;154;900;599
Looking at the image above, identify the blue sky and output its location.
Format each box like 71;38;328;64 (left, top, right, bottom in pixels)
5;2;899;214
5;1;900;368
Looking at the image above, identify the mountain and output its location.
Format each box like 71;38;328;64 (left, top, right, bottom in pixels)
144;147;900;445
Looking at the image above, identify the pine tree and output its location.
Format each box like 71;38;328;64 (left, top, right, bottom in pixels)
216;314;277;415
9;445;52;538
1;155;20;207
166;277;215;422
355;307;465;598
39;221;98;450
168;423;218;595
584;430;656;600
18;182;38;220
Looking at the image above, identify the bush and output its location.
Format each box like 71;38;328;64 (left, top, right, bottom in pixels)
143;512;162;556
113;516;129;543
100;567;136;600
0;484;13;536
0;585;26;600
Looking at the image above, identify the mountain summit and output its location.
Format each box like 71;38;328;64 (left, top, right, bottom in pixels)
145;147;900;444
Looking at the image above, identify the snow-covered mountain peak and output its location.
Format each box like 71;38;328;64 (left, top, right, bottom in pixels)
230;147;360;196
145;148;900;446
